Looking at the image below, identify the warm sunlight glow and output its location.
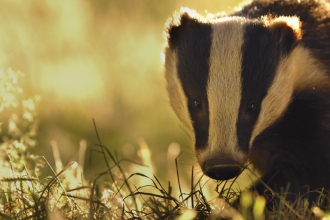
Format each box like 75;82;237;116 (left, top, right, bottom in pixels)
176;209;197;220
168;142;180;156
0;0;102;101
40;59;103;101
137;138;154;174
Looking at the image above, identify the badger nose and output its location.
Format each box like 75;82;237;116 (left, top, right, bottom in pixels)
203;158;241;180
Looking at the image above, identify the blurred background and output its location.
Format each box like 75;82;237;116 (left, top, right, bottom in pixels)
0;0;244;194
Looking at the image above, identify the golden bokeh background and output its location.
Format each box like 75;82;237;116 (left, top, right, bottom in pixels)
0;0;243;188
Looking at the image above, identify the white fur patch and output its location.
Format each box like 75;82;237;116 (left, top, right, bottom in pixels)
164;48;195;140
198;17;248;166
250;45;329;146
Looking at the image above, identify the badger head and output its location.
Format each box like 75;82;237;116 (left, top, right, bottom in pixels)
164;9;315;180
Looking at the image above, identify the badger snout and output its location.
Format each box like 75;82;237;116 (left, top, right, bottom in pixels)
202;158;242;180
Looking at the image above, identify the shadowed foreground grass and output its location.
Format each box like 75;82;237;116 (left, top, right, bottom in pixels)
1;69;330;219
2;133;330;219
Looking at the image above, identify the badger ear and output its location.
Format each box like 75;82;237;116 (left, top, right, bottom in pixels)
165;8;201;49
267;16;302;54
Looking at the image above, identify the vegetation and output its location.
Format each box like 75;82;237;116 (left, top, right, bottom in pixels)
1;69;330;220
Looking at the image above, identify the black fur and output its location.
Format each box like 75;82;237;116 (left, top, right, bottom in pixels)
237;21;300;153
167;13;212;149
250;87;330;205
233;0;330;206
233;0;330;72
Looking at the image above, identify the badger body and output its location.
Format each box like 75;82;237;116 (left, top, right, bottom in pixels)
164;0;330;204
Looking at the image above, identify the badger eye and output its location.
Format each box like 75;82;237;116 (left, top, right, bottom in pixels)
246;101;256;113
193;99;203;109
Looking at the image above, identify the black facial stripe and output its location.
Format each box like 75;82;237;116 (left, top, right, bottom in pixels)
175;18;212;149
236;21;295;153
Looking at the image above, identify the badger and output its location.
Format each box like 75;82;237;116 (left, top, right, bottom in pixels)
164;0;330;204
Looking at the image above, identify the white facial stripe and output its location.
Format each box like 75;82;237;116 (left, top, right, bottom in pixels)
250;45;329;146
164;48;195;140
202;18;247;164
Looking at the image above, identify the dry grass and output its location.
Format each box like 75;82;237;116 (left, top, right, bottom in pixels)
2;131;330;219
1;69;330;219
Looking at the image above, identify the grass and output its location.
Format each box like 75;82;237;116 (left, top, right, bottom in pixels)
1;69;330;219
2;132;330;220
